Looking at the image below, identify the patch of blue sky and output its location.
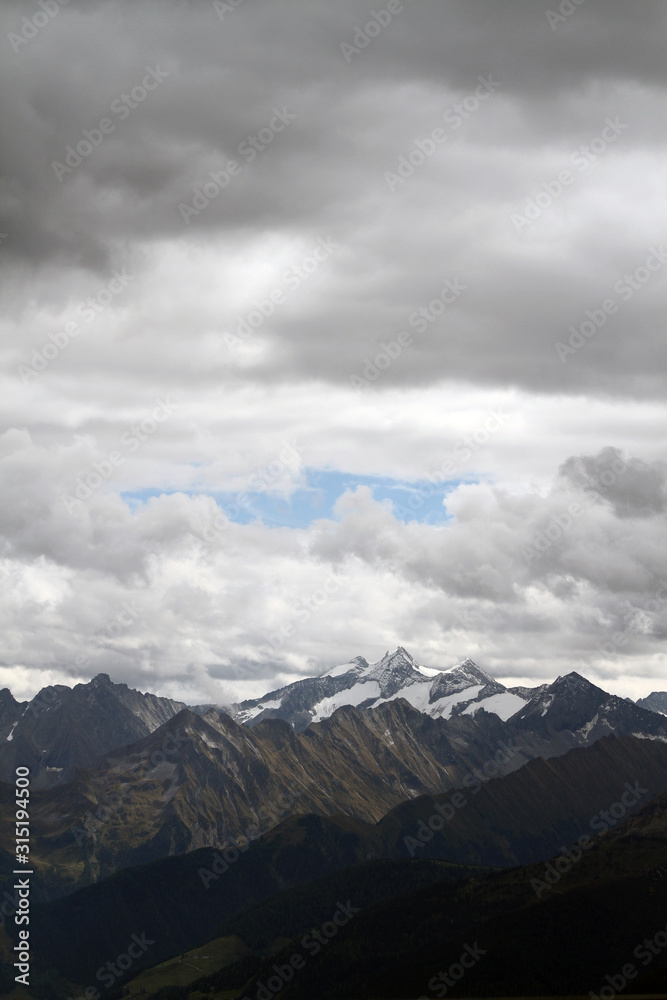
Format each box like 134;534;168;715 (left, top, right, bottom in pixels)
120;469;469;528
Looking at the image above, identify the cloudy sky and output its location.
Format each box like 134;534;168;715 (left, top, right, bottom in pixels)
2;0;667;705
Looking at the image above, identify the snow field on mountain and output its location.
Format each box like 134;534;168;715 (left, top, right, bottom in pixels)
462;691;527;721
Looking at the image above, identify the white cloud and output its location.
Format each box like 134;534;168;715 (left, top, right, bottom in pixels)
1;0;667;705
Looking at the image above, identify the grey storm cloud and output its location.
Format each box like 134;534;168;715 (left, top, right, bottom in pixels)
2;427;666;699
2;0;667;703
1;0;666;396
559;446;667;518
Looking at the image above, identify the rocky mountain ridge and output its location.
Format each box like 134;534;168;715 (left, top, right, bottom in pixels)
3;665;667;899
231;647;529;730
637;690;667;715
0;673;187;786
3;650;666;793
14;733;667;992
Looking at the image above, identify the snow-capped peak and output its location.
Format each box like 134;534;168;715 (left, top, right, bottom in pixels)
369;646;419;670
436;657;496;690
327;657;369;678
233;647;529;730
355;647;426;697
447;656;478;671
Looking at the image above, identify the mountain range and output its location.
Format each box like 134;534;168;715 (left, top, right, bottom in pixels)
3;649;667;999
3;646;666;788
638;690;667;715
10;733;667;995
231;648;528;729
0;698;531;900
0;673;186;787
1;652;667;904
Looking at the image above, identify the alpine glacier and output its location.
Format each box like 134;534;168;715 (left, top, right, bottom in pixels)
233;646;528;731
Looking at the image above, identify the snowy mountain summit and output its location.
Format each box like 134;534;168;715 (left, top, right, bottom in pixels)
233;646;528;731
